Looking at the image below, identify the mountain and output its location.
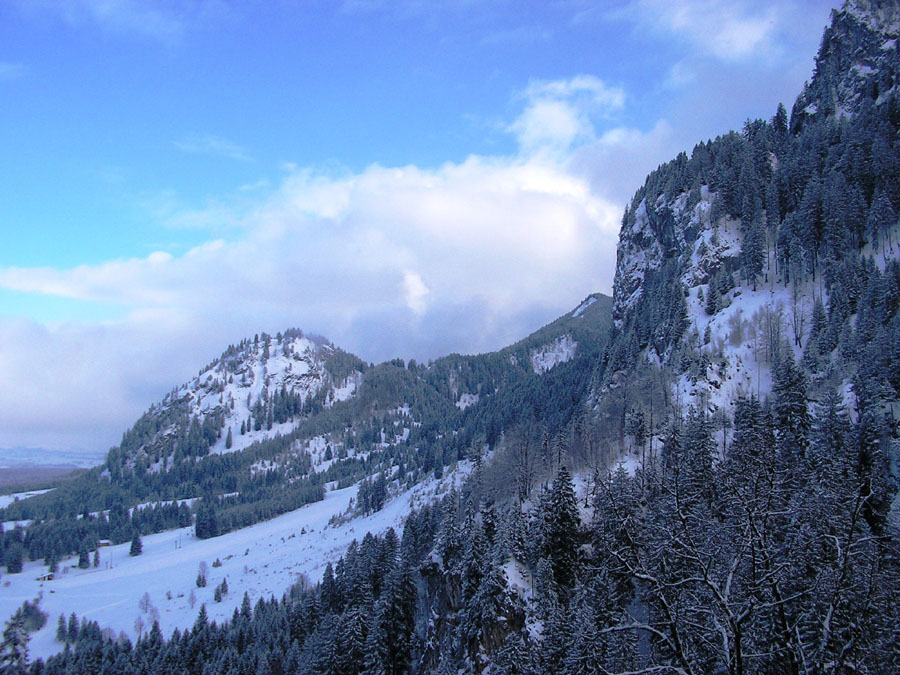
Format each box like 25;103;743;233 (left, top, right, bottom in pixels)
4;2;900;673
0;293;611;558
596;0;900;437
793;0;900;127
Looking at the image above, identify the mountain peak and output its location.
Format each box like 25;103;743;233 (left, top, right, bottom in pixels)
792;0;900;128
843;0;900;33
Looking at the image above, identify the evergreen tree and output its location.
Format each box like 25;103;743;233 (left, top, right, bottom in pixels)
0;609;29;673
195;500;219;540
682;406;714;506
129;533;142;557
4;543;23;574
77;543;90;569
705;281;719;315
56;614;66;643
742;214;766;289
540;466;580;598
67;613;78;643
867;188;896;252
772;353;810;460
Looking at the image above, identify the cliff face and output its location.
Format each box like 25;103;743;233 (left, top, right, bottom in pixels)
793;0;900;129
600;0;900;415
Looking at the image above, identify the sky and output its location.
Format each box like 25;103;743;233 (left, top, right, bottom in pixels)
0;0;841;459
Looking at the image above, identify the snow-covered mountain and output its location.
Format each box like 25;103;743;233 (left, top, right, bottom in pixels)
5;3;900;672
599;0;900;426
110;330;365;468
792;0;900;127
0;295;612;662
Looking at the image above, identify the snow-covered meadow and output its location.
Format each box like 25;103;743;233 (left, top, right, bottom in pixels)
1;463;472;661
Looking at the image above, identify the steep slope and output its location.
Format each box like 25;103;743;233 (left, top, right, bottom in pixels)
597;0;900;435
106;330;366;471
793;0;900;127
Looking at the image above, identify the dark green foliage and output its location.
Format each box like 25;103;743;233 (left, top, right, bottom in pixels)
129;533;142;557
741;214;766;289
4;542;24;574
539;465;580;596
77;543;89;570
773;353;810;459
1;609;29;672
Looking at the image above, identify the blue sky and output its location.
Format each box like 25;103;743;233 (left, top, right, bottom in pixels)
0;0;840;456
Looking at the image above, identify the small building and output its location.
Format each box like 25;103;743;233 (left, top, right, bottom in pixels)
97;540;112;548
36;572;54;581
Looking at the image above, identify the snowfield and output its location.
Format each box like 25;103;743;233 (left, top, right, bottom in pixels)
0;462;473;661
0;489;54;510
530;334;577;375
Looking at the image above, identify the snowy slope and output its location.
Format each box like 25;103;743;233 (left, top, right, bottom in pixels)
1;461;473;661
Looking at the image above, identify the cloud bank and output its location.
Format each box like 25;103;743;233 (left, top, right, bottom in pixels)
0;127;628;453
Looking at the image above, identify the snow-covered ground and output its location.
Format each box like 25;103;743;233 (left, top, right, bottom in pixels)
455;393;479;410
570;296;597;318
530;334;576;375
1;463;472;661
0;489;54;510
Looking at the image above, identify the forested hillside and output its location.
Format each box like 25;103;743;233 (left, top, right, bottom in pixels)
0;295;611;569
3;1;900;673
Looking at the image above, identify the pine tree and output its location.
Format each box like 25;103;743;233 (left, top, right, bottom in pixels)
742;214;766;290
563;586;606;675
56;614;66;643
867;188;895;252
705;281;719;315
77;543;90;569
772;353;810;460
130;533;143;557
682;406;714;506
0;609;29;672
67;613;78;643
4;543;23;574
195;500;219;540
225;427;233;450
337;602;369;674
540;466;580;597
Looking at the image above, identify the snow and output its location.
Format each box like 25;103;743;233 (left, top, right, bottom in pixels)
502;558;532;600
530;334;577;375
673;245;815;423
2;519;32;530
570;296;597;318
0;489;54;510
1;461;474;662
455;393;479;410
330;372;362;404
138;334;360;463
614;455;641;477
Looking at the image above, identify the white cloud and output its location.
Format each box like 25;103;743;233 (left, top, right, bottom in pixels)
611;1;835;67
509;75;625;156
403;271;430;315
0;149;629;453
616;0;776;62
